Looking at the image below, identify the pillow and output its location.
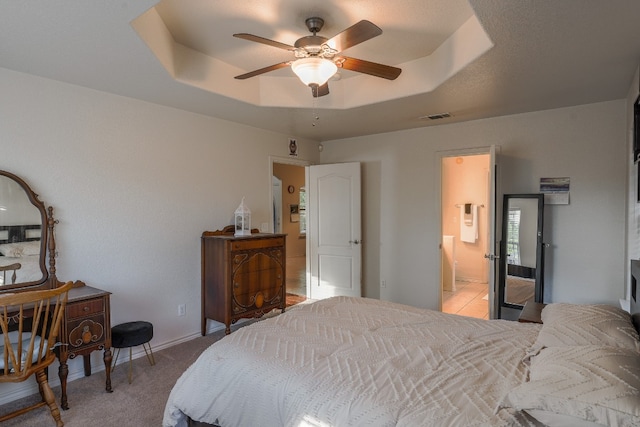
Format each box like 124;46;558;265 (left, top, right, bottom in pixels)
533;303;640;351
0;243;24;258
500;345;640;427
0;336;46;371
2;331;32;344
0;241;40;258
20;240;40;256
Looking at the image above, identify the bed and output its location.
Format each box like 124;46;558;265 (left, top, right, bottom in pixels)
0;233;44;285
164;272;640;426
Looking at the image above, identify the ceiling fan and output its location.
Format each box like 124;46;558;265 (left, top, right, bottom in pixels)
233;17;402;98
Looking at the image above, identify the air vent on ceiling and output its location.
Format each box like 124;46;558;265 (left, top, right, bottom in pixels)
420;112;451;120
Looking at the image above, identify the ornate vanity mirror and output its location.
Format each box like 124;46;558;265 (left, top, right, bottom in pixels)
0;170;54;291
498;194;544;319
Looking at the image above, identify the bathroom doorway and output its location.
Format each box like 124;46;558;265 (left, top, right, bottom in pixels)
440;153;491;319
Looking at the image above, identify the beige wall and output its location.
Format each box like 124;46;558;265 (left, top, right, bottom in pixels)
320;100;627;310
0;67;320;403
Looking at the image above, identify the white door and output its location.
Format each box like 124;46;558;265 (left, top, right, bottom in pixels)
307;162;362;299
487;145;499;319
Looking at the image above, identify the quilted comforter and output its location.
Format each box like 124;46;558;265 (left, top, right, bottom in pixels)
163;296;543;427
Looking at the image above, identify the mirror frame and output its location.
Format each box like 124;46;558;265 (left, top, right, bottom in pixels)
0;170;53;291
498;193;544;317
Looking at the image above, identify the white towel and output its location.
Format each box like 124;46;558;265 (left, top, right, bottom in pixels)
460;204;478;243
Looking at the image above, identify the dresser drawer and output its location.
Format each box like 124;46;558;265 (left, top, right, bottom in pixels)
66;314;106;352
66;298;105;320
230;237;284;252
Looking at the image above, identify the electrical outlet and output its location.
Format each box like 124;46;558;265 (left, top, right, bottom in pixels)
381;280;387;288
178;304;186;316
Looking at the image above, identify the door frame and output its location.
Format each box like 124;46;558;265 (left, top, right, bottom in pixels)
436;146;499;318
269;156;312;297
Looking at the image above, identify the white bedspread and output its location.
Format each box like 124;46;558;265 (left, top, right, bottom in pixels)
163;296;543;427
0;255;43;285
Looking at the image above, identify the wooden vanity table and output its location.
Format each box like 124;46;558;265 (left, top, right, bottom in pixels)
0;170;113;411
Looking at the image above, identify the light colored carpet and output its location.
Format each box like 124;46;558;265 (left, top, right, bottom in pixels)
0;315;272;426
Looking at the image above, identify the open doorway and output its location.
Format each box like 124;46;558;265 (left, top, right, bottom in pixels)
271;159;308;300
440;154;491;319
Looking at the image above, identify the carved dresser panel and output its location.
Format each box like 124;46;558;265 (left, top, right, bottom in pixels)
58;284;112;409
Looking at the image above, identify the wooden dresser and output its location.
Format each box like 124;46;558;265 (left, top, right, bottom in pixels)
201;230;286;335
57;283;112;409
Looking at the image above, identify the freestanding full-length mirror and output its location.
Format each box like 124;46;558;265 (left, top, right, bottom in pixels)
498;194;544;319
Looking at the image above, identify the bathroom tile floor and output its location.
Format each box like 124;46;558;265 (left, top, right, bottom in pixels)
442;280;489;319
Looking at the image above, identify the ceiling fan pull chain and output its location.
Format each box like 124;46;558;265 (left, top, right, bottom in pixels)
312;96;319;127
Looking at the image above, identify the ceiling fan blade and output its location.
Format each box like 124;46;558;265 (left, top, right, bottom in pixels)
234;62;291;79
311;83;330;98
325;20;382;53
338;56;401;80
233;33;295;51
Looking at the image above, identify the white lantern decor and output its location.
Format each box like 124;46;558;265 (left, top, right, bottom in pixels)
234;197;251;236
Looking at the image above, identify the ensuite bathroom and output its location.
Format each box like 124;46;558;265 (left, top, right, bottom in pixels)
441;154;491;319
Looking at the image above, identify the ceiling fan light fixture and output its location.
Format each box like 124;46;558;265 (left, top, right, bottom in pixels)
291;57;337;87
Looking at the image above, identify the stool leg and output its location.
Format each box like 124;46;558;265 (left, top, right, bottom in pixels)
127;347;133;384
112;348;121;371
142;342;156;366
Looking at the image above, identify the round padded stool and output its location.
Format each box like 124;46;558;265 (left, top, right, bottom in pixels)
111;321;155;384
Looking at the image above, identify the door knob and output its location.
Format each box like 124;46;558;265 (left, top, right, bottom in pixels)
349;239;361;245
484;253;500;261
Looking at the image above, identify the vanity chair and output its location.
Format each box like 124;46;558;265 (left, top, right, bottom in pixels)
0;262;21;285
0;281;73;426
0;170;113;412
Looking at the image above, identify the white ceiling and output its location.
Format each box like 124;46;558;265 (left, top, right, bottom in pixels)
1;1;639;142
